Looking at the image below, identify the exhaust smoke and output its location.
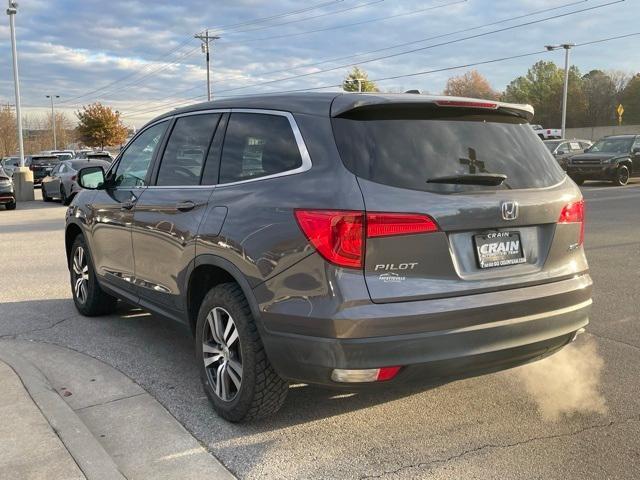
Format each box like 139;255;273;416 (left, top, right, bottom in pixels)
515;336;607;421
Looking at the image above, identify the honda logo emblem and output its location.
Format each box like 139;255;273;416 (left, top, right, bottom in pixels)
501;201;519;221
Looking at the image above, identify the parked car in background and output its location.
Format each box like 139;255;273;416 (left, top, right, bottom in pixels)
0;166;16;210
531;124;561;140
86;151;114;162
66;93;590;422
1;156;22;177
75;149;94;159
28;155;61;185
41;150;75;160
41;158;112;204
544;139;592;170
567;134;640;186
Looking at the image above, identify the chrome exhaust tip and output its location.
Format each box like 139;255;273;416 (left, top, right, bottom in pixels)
570;327;587;343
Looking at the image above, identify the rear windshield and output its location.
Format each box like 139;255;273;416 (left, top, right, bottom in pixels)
31;157;59;165
332;112;565;193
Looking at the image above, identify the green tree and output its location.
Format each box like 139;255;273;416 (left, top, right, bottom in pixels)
342;66;379;92
502;60;586;128
443;70;499;100
76;103;128;150
582;70;617;126
620;74;640;124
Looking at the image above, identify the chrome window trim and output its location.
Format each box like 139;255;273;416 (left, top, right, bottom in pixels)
145;108;312;189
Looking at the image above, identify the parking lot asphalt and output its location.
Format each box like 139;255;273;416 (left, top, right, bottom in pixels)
1;181;639;480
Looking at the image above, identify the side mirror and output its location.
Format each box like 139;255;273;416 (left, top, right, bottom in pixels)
633;147;640;155
557;150;566;155
78;166;106;190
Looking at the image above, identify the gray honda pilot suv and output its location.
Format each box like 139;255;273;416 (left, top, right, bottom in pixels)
66;93;591;422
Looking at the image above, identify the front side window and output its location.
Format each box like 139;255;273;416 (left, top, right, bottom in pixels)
156;114;220;186
113;121;167;188
219;113;303;184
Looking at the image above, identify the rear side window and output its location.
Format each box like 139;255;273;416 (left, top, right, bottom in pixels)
219;113;302;184
332;111;565;193
156;114;221;186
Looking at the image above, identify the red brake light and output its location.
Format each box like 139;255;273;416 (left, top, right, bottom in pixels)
435;100;498;109
295;210;364;268
376;366;401;381
558;200;585;245
367;213;439;238
295;210;440;269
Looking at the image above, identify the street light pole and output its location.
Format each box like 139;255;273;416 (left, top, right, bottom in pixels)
545;43;575;139
7;0;25;167
46;94;60;150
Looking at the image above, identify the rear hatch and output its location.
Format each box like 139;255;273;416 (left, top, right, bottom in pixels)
30;156;60;177
331;97;587;303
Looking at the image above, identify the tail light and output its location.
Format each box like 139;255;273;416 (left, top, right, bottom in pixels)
294;210;439;269
558;200;585;245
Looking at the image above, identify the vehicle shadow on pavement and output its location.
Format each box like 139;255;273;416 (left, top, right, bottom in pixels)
2;298;446;432
10;199;65;211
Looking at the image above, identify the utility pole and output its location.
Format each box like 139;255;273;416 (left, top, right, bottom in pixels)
7;0;33;201
545;43;575;139
46;94;60;150
195;29;220;101
7;0;25;167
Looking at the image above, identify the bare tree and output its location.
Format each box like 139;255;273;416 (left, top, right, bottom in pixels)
0;105;18;157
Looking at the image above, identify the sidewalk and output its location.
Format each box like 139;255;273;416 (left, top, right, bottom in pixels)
0;360;85;480
0;339;235;480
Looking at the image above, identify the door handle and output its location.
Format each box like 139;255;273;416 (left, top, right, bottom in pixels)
176;200;196;212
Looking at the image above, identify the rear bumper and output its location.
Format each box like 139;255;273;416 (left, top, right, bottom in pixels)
259;274;592;386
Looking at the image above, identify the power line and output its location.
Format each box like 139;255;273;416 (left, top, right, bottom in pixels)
122;0;586;111
58;39;198;106
207;0;624;96
218;0;385;36
121;30;640;119
221;0;468;45
201;0;346;35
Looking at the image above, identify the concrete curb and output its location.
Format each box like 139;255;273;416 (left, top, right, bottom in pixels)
0;339;235;480
0;345;126;480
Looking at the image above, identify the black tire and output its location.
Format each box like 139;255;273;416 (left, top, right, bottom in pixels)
42;185;52;202
613;165;630;186
60;186;69;205
70;235;118;316
195;283;288;422
5;201;16;210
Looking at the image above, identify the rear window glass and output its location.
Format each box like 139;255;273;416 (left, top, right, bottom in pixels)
31;157;59;165
219;113;302;184
332;112;565;193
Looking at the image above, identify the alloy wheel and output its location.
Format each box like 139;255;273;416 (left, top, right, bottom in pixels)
203;307;243;402
618;167;629;185
72;246;89;304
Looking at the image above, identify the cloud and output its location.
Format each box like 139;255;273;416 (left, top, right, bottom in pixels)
1;0;637;126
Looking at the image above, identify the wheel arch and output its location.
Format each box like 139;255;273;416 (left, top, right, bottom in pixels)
185;255;263;336
65;222;83;267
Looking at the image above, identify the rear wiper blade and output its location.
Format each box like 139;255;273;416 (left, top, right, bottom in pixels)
426;173;507;186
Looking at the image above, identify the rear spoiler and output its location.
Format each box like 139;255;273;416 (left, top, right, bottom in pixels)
330;94;534;122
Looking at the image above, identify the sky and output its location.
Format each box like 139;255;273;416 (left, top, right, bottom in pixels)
0;0;638;127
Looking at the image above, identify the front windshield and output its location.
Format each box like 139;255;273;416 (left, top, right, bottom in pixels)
544;140;562;151
588;138;633;154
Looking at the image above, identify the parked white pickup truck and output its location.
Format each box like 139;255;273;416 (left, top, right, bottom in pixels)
531;124;562;139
